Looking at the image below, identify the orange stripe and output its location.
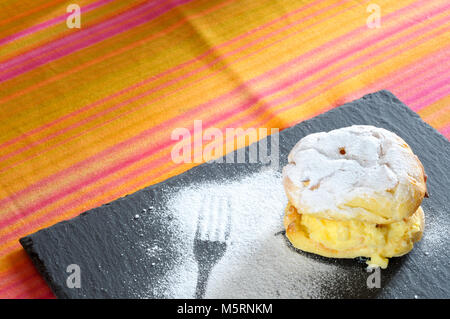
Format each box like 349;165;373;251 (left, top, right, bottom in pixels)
0;0;64;28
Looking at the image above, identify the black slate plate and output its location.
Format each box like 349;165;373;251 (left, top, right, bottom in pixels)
20;91;450;299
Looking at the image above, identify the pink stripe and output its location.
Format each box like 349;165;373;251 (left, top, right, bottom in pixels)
173;0;443;123
212;28;450;142
171;10;450;144
440;124;450;137
0;0;193;82
402;71;450;103
35;291;55;299
0;0;115;46
0;0;325;151
234;13;450;123
187;1;450;129
0;271;42;296
0;0;336;164
255;28;450;129
368;47;450;99
13;284;53;299
273;18;450;115
405;79;450;110
397;68;450;107
275;51;450;131
0;0;444;227
14;289;55;299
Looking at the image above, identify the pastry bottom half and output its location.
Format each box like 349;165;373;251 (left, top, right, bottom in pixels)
284;203;424;268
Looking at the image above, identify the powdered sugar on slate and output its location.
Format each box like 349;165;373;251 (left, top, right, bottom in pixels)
136;168;347;298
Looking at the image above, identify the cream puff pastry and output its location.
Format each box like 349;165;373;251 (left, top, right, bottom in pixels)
282;125;427;268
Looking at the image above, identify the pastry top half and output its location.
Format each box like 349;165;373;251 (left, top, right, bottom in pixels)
282;125;426;224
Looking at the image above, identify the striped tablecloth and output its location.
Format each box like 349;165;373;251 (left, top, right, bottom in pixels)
0;0;449;298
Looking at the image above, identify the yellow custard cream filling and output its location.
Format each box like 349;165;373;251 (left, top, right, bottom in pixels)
284;204;423;268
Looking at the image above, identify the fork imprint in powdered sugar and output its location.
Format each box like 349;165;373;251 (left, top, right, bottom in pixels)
193;195;231;299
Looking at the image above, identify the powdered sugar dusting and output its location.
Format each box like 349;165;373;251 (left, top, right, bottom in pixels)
283;125;423;219
135;168;346;298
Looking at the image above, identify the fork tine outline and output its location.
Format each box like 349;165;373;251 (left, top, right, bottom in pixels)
193;194;232;298
196;195;232;242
